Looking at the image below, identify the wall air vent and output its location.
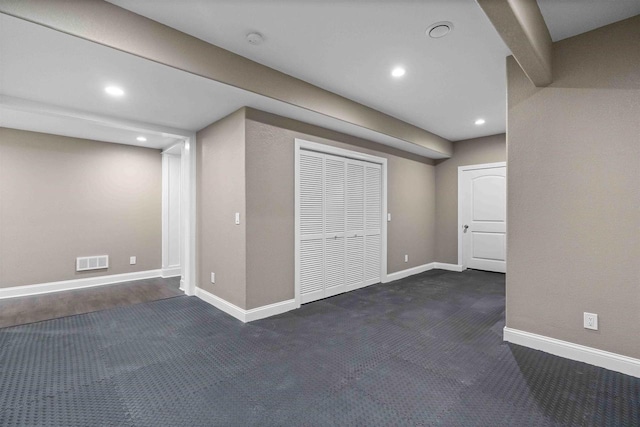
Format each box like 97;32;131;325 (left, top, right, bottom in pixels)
76;255;109;272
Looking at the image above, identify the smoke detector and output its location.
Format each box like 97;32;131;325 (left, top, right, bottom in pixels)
246;32;264;45
426;21;453;39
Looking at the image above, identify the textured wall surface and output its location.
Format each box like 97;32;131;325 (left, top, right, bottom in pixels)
196;109;247;308
506;16;640;358
0;128;161;288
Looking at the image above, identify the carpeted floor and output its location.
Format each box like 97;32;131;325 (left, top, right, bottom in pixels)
0;269;637;426
0;276;182;329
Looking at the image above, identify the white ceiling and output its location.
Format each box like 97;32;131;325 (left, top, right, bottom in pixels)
538;0;640;42
0;13;446;157
0;107;182;150
107;0;511;141
3;2;637;152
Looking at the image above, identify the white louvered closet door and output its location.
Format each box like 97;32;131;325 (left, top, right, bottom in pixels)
323;154;347;298
364;163;382;284
299;149;382;304
345;160;365;291
299;151;325;303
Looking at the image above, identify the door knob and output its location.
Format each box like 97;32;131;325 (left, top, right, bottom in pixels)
463;225;469;233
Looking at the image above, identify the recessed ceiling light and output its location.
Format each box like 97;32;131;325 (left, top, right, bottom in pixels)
426;21;454;39
136;136;147;142
246;32;264;45
475;119;486;125
391;67;406;78
105;86;124;97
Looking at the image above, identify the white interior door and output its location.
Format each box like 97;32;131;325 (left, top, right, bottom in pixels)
298;147;383;304
459;164;506;273
162;147;183;280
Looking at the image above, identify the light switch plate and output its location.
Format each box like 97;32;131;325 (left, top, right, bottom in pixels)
129;256;136;265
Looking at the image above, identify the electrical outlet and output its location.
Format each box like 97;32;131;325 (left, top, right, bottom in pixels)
129;256;136;265
404;254;408;263
211;272;215;284
235;212;240;225
584;312;598;330
387;213;391;222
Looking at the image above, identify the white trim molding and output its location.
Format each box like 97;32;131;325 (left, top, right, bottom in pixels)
245;299;299;322
0;269;162;300
384;263;435;282
383;262;465;283
195;287;298;323
161;267;182;278
434;262;464;272
504;327;640;378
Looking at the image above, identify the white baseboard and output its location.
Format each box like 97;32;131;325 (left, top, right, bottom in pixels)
434;262;464;272
195;287;298;323
179;279;185;291
0;269;162;300
504;327;640;378
161;267;182;278
384;263;436;282
195;287;246;321
245;298;299;322
384;262;466;283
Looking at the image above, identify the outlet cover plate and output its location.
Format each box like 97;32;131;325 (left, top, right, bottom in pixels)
129;256;136;265
584;312;598;330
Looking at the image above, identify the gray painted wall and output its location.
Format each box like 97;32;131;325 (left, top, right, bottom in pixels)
506;16;640;359
244;109;437;309
434;134;506;265
196;109;247;308
0;128;162;288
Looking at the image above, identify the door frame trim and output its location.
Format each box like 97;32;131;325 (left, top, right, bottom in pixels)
457;161;506;270
294;138;388;307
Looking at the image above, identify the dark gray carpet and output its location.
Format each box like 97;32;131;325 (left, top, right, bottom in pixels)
0;269;637;426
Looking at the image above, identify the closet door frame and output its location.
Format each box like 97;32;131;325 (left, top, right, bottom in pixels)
295;138;388;307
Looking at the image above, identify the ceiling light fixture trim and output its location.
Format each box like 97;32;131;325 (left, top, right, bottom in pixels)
426;21;454;39
246;32;264;45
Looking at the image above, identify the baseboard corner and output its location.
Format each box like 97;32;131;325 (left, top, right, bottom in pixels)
434;262;464;272
194;287;298;323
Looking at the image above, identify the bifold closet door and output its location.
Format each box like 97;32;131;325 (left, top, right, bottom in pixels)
323;154;347;298
299;150;325;303
345;160;365;291
299;149;382;304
